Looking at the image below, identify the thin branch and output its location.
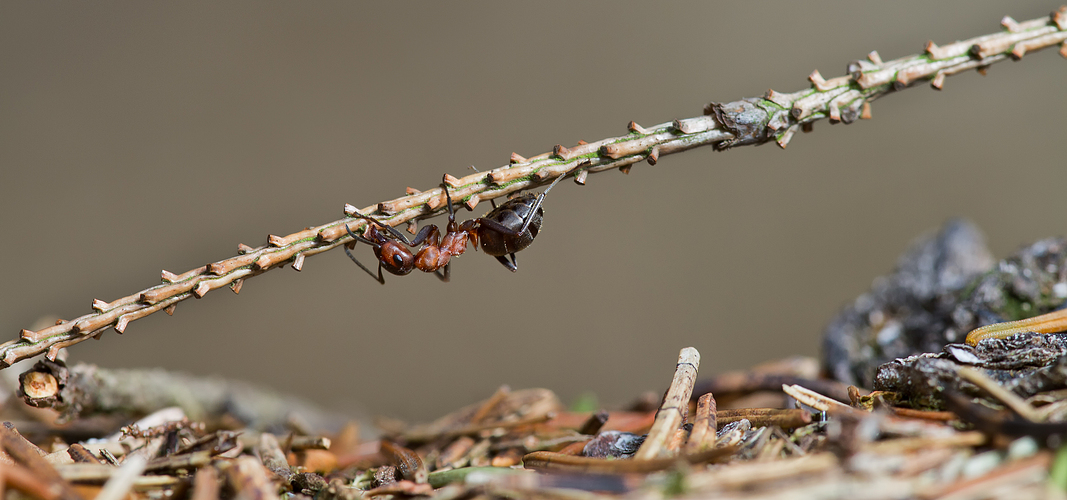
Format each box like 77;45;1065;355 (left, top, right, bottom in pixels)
2;7;1064;369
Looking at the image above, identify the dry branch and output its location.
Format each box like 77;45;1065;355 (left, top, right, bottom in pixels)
1;7;1065;368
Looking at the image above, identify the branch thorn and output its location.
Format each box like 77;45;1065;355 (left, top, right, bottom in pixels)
867;50;883;65
377;201;399;215
510;152;527;164
931;71;946;90
161;270;180;283
860;102;872;120
628;121;649;135
443;173;462;188
925;41;946;60
238;243;255;254
574;170;588;185
775;124;799;149
165;304;177;315
193;282;210;299
647;145;660;166
405;187;421;195
553;144;571;160
291;253;305;271
230;280;243;295
92;299;109;311
1001;16;1021;32
426;193;443;210
808;69;827;88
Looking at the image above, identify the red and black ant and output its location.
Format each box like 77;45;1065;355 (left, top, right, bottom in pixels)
344;172;567;283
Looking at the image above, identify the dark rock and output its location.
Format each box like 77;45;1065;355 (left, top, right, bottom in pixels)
822;219;995;387
823;219;1067;389
582;430;644;458
873;333;1067;409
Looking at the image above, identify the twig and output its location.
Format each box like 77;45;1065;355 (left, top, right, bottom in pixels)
0;462;63;500
634;347;699;460
222;456;279;500
0;423;82;500
93;455;146;500
685;393;716;453
521;446;736;474
378;441;427;484
717;408;813;430
16;359;346;431
190;468;220;500
956;367;1043;422
256;434;293;483
1;7;1064;368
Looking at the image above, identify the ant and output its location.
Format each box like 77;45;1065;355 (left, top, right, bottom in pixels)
343;172;567;283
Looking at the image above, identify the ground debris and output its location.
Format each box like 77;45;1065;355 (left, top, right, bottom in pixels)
4;343;1064;500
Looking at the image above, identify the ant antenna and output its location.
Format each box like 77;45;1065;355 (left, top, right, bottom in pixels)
513;171;569;236
540;170;569;194
343;224;385;284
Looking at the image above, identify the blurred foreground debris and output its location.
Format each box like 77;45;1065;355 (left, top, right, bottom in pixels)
4;342;1067;500
15;358;349;433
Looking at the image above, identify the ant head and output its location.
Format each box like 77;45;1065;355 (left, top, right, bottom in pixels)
377;241;415;275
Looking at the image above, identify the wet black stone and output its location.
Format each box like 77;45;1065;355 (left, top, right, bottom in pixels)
822;219;1067;389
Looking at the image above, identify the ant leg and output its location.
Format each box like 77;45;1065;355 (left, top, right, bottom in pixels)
435;262;451;282
474;186;559;237
350;209;433;247
466;164;500;209
443;185;458;223
493;254;518;272
516;172;568;234
343;225;386;284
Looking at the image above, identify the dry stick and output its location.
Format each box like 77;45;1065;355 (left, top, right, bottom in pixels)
716;408;812;430
522;446;736;474
635;347;700;460
0;463;63;500
94;455;147;500
65;444;102;464
224;456;280;500
18;359;345;431
190;468;220;500
0;423;82;500
256;433;294;483
379;441;428;484
686;393;717;453
1;8;1065;368
956;367;1043;422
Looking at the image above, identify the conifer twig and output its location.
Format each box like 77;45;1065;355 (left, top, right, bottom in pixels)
1;7;1064;369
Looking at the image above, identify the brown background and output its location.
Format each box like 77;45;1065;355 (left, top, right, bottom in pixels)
2;2;1064;422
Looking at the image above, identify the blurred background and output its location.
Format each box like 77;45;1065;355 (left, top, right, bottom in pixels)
1;1;1064;423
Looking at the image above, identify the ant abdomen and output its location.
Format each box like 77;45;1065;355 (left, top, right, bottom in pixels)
479;193;544;257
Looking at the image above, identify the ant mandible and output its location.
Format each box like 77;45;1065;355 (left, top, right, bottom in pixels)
343;172;567;284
